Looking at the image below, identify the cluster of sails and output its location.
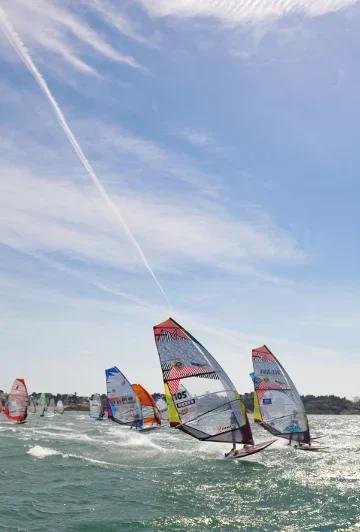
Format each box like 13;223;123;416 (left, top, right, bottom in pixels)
0;388;65;423
1;317;317;457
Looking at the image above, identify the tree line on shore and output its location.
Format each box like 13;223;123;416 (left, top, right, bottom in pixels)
1;390;359;414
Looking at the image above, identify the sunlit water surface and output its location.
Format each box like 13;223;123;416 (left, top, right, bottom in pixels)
0;413;359;531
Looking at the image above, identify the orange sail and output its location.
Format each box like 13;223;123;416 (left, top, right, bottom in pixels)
132;384;161;428
3;378;28;424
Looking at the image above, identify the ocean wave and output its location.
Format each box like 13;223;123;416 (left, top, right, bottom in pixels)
26;445;117;468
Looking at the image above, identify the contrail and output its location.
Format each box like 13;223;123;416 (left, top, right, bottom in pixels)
0;7;171;310
2;238;155;310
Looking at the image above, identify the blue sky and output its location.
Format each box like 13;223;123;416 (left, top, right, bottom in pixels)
0;0;359;397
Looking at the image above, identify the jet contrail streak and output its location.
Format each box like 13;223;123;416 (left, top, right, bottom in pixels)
0;7;171;310
2;239;155;310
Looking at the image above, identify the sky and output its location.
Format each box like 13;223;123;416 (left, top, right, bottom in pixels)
0;0;360;397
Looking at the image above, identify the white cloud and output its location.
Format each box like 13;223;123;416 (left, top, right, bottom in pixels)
0;0;140;75
81;122;222;197
138;0;359;24
85;0;153;47
174;127;215;148
0;165;304;278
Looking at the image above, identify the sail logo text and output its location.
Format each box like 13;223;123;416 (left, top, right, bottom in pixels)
176;399;195;408
260;369;280;375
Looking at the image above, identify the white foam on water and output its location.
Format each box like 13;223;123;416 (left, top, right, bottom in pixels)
26;445;119;468
21;428;98;444
27;445;60;459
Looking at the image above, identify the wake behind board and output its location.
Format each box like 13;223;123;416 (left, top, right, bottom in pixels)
138;425;160;432
225;439;275;459
295;445;324;452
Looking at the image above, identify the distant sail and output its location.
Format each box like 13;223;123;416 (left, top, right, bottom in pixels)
106;398;112;418
28;396;37;414
155;396;168;421
105;367;142;427
89;394;104;420
56;400;64;414
39;393;47;417
153;318;253;444
132;384;161;428
3;378;28;424
252;345;310;443
48;397;55;414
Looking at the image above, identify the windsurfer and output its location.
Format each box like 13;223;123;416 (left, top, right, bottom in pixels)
225;412;237;456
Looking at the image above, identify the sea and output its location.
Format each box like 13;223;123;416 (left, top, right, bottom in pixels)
0;414;359;531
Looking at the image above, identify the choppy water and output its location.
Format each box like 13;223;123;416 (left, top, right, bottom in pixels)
0;414;359;531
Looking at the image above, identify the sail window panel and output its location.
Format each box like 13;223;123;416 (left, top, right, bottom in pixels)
183;395;242;439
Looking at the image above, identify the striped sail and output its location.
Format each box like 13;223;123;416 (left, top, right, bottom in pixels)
3;378;28;423
153;318;253;444
105;367;142;427
132;384;161;428
89;394;104;420
252;345;310;443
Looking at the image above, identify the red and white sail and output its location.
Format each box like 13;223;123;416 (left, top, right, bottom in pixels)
3;378;28;424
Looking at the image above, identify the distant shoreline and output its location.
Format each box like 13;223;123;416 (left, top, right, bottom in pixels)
2;391;358;416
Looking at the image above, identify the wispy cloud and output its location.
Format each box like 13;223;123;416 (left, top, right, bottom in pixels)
174;127;215;148
78;121;223;197
0;0;141;75
0;165;304;279
85;0;154;47
138;0;359;24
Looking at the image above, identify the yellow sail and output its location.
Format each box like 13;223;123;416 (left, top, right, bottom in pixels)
164;383;180;427
253;391;262;423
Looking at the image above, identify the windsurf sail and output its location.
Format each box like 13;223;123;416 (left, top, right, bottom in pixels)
89;394;104;420
154;395;168;421
48;397;55;414
105;367;142;427
153;318;253;444
3;378;28;423
28;396;37;414
132;384;161;428
39;393;47;417
165;383;191;427
106;398;112;418
251;345;310;443
56;400;64;414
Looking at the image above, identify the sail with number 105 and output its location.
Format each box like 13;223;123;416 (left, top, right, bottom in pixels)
153;318;254;445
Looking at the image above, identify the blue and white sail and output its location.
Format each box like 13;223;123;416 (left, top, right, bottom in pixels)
105;367;142;428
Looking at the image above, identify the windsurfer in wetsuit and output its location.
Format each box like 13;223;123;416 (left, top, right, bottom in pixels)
225;411;242;457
